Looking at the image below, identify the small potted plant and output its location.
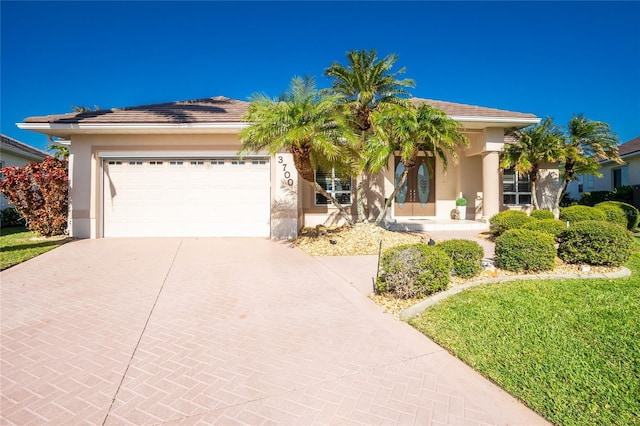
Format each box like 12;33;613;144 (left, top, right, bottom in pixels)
456;193;467;220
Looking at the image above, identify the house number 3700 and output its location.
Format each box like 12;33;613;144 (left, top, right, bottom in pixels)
277;156;294;186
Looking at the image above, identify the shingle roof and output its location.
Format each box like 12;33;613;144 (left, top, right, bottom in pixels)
24;96;249;124
23;95;538;125
410;98;538;119
618;136;640;157
1;134;47;159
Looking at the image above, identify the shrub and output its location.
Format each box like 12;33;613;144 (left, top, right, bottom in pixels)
437;239;484;278
376;244;452;299
530;209;554;220
559;205;606;224
489;210;535;236
0;207;26;228
593;203;628;229
495;229;556;272
522;219;568;238
579;191;609;206
0;157;68;236
594;201;639;230
607;185;634;204
558;221;635;266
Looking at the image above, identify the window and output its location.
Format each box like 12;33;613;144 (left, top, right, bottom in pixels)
503;169;531;206
0;160;4;179
586;175;594;189
315;169;352;205
578;175;584;193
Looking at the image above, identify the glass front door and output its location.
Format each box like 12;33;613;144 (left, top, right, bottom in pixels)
394;156;435;216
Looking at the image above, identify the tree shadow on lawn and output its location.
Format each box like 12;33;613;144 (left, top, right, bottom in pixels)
1;239;70;253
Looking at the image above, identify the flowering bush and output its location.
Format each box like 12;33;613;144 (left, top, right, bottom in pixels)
0;157;68;236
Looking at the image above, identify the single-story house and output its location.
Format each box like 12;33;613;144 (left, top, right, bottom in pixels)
566;136;640;201
0;133;48;209
17;96;544;239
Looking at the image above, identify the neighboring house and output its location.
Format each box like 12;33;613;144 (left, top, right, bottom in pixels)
17;96;543;239
566;136;640;201
0;133;48;209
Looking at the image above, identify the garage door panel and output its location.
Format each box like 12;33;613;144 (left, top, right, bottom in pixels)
103;159;271;237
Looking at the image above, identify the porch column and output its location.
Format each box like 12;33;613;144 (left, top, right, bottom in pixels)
482;151;500;221
271;153;300;239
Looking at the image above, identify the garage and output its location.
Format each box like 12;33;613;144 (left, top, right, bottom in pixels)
102;157;271;237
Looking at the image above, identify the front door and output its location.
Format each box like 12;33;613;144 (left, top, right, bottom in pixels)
394;156;435;216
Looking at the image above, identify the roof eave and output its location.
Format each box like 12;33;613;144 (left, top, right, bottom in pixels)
452;116;541;129
16;122;250;137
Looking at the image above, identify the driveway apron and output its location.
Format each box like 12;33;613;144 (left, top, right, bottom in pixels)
1;238;547;425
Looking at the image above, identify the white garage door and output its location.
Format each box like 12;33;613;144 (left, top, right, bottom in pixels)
103;158;271;237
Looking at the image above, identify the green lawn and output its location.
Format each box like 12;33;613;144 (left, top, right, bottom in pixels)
410;238;640;426
0;227;69;270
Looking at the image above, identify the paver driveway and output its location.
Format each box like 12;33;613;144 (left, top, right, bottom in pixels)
1;238;548;425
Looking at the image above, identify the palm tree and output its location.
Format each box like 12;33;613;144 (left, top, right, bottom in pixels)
324;49;415;221
239;76;356;225
554;114;621;214
501;118;564;210
367;102;468;225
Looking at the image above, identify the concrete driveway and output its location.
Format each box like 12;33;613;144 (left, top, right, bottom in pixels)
1;238;547;425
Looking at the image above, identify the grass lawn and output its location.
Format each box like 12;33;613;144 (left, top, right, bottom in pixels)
409;237;640;426
0;227;70;270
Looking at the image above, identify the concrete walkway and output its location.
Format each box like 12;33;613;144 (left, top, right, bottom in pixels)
1;238;547;425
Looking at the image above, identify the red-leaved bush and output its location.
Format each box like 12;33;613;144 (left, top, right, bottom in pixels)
0;157;69;236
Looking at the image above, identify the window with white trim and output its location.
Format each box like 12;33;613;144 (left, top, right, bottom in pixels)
0;160;5;179
503;169;531;206
315;169;352;206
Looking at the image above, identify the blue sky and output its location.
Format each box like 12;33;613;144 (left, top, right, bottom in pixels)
2;1;639;152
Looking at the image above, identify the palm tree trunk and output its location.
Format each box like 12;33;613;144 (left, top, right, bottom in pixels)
374;168;409;226
531;181;539;210
356;176;367;222
553;178;569;219
310;181;354;226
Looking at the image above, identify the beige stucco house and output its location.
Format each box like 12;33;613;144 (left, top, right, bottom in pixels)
17;96;542;239
0;134;48;209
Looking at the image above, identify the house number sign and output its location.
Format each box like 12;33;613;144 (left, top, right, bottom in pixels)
277;155;294;187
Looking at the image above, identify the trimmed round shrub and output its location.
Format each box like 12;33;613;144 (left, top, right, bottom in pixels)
522;219;568;238
530;209;554;220
0;207;25;228
559;205;606;224
593;203;628;229
376;244;452;299
594;201;639;230
558;220;635;266
489;210;536;236
495;229;556;272
437;239;484;278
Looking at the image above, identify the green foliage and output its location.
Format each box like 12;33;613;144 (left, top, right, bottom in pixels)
522;219;568;238
595;201;639;230
495;229;556;272
455;197;467;206
559;220;634;266
0;207;25;228
559;192;578;207
559;205;606;224
529;209;554;220
607;185;634;204
579;191;609;206
489;210;535;236
376;244;452;299
593;203;628;229
437;239;484;278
